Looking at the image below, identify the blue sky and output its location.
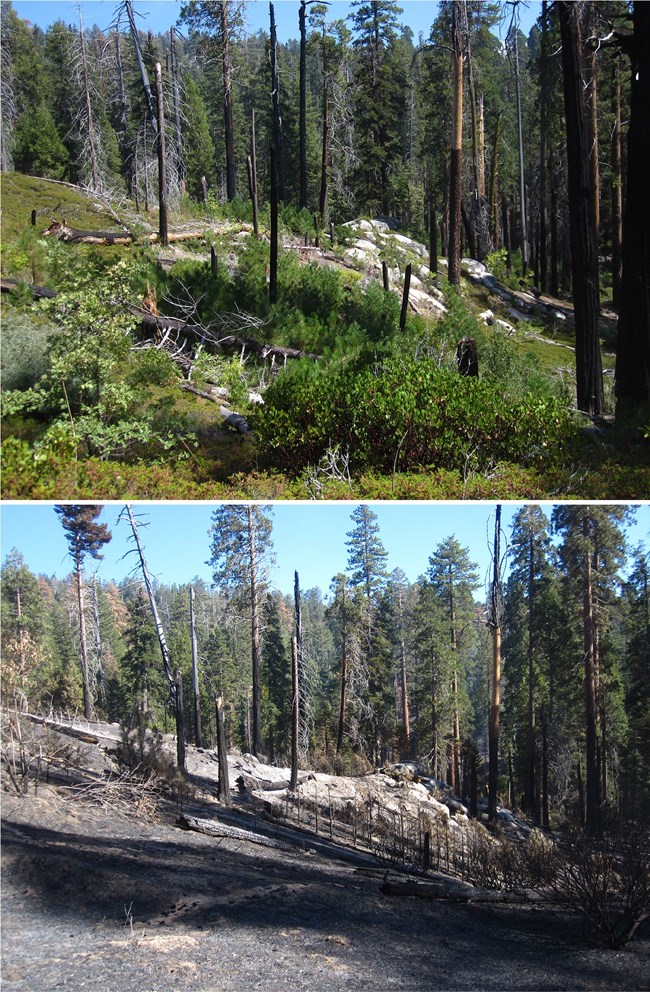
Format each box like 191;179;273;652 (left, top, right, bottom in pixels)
11;0;540;43
2;502;648;600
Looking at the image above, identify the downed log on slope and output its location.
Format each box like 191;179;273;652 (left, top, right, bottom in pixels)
179;383;250;434
129;305;321;363
380;875;540;904
176;814;295;852
1;277;57;299
24;713;100;744
42;220;207;245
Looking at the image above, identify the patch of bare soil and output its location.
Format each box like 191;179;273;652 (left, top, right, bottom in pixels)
1;788;647;992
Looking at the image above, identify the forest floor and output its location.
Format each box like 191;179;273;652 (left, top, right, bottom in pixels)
2;718;649;992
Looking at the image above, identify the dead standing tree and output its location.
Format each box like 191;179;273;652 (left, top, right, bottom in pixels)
121;504;185;771
54;506;112;721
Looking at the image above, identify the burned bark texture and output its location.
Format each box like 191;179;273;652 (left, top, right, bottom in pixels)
558;1;603;416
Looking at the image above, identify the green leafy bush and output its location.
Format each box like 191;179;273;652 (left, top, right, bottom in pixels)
128;349;181;388
1;311;54;392
254;355;576;476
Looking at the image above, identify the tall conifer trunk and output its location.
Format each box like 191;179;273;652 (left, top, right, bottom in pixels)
558;1;603;415
448;1;464;287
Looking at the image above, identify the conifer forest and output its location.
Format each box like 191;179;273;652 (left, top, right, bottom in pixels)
1;1;650;988
0;0;648;498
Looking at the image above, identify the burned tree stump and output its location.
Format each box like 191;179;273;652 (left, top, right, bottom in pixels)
456;337;479;377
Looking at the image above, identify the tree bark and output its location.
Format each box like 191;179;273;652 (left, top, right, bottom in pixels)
248;506;263;758
215;696;231;805
269;3;285;201
290;636;299;790
270;143;278;303
610;57;623;308
399;263;411;331
124;505;177;711
448;2;463;288
75;558;92;721
319;31;329;222
582;518;600;836
538;2;549;291
124;0;158;139
250;108;259;237
175;667;186;772
170;28;185;193
558;1;603;415
511;23;528;274
77;8;101;191
299;1;308;209
220;2;236;201
615;2;650;419
488;504;501;825
154;62;168;247
189;586;201;748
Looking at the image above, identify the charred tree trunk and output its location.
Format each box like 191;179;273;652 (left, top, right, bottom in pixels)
189;586;201;748
400;264;411;331
610;57;623;308
215;696;231;805
91;575;105;709
583;2;600;240
615;2;650;421
290;637;299;790
250;109;259;237
124;505;177;713
270;143;278;304
154;62;168;247
488;505;502;826
582;519;600;836
269;3;285;201
299;0;308;209
294;571;308;760
175;668;185;772
538;2;549;291
170;28;185;193
220;2;236;201
488;113;502;250
511;23;528;274
75;559;92;721
247;507;263;759
526;531;540;824
501;194;512;273
319;64;329;222
125;0;158;139
448;1;464;287
429;198;437;275
558;1;603;415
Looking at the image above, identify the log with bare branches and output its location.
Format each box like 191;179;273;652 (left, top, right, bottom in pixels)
176;814;294;852
42;220;206;245
129;305;321;362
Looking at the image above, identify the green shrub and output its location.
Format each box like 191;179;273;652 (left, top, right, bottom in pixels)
0;311;54;392
128;349;181;388
254;354;576;476
344;280;400;344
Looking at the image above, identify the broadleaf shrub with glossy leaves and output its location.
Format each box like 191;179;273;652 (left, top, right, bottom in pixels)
254;355;577;475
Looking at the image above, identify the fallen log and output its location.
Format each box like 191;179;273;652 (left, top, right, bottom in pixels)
179;383;250;434
176;814;295;852
1;277;57;299
24;713;100;744
380;875;540;904
42;219;207;245
129;305;321;363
